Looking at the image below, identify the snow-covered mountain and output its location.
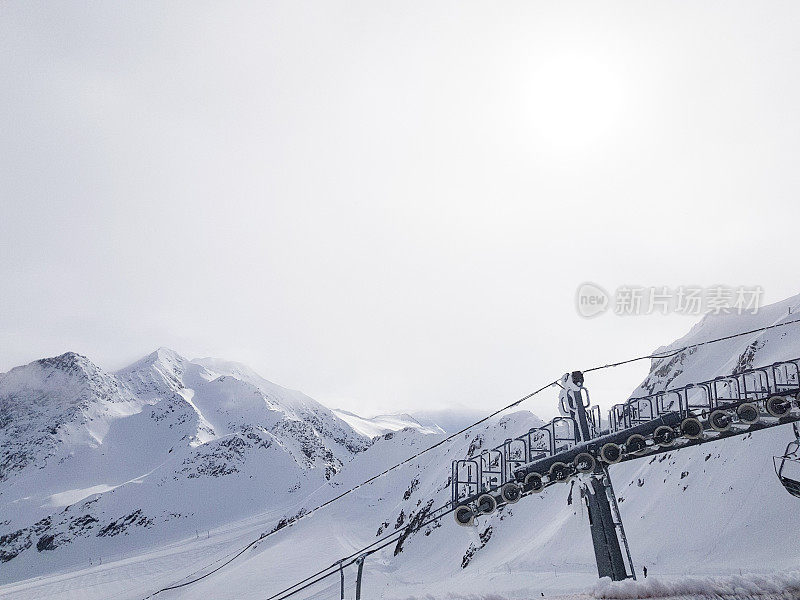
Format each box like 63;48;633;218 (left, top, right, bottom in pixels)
0;352;144;486
333;409;445;437
3;295;800;600
0;349;371;581
633;294;800;397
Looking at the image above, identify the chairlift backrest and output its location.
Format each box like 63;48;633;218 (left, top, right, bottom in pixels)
479;449;504;491
452;459;481;504
683;382;713;413
656;390;681;415
740;368;771;400
772;361;800;392
711;376;740;404
503;438;528;481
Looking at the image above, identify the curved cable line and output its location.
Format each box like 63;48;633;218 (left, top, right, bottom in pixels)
146;314;800;599
583;315;800;373
267;504;460;600
145;379;558;597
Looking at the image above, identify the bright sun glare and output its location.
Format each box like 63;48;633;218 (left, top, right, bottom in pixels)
528;52;629;153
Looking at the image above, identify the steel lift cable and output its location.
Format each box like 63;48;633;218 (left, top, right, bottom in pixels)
144;380;558;598
267;503;461;600
271;503;458;600
264;318;800;599
582;315;800;374
145;316;800;599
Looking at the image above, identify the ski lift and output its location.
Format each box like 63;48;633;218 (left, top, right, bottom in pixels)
774;422;800;498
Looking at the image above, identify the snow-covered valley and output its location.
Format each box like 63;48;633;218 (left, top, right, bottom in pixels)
3;297;800;600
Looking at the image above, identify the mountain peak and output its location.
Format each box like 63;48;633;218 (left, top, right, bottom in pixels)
37;350;90;365
32;351;99;377
0;351;104;394
117;347;188;374
191;356;259;381
149;346;186;364
115;348;192;398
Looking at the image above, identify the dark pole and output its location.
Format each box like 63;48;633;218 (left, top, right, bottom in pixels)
355;555;366;600
571;371;633;581
338;560;345;600
570;371;592;442
602;465;636;581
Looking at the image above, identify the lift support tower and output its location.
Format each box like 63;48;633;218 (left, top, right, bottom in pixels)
565;371;634;581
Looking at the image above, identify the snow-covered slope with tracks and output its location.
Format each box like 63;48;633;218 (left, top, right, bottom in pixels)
3;295;800;599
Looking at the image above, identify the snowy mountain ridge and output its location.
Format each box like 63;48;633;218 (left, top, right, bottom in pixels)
0;348;374;580
3;296;800;600
333;409;446;437
0;351;145;483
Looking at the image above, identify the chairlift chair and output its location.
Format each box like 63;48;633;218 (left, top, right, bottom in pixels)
774;422;800;498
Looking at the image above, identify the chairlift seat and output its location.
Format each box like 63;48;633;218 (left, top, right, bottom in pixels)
779;475;800;498
774;442;800;498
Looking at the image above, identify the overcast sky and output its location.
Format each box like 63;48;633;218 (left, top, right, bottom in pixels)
2;2;799;419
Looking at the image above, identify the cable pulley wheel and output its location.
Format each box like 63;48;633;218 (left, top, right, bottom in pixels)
766;395;791;418
454;505;475;527
600;443;622;464
653;426;677;447
709;410;732;432
476;493;497;514
524;472;544;492
549;462;572;482
573;452;596;473
736;403;759;425
625;434;647;455
501;482;522;504
680;417;703;439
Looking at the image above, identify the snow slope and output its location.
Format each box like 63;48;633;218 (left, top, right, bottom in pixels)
632;294;800;397
0;349;370;583
3;296;800;599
